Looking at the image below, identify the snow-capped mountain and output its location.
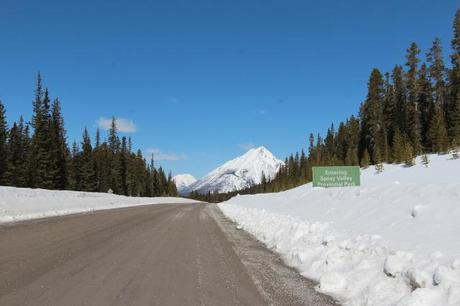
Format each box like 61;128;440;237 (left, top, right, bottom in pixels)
173;174;197;195
189;146;283;194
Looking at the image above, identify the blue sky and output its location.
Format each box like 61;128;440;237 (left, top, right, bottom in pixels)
0;1;458;178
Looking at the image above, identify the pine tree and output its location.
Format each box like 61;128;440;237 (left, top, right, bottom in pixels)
449;10;460;144
118;136;129;195
427;38;447;111
417;64;433;150
69;141;82;190
50;98;68;189
108;117;119;154
392;65;407;133
392;129;405;163
80;128;97;191
360;149;370;168
6;117;29;187
360;69;385;163
403;142;415;166
406;42;422;154
0;100;8;185
428;105;449;153
383;72;396;145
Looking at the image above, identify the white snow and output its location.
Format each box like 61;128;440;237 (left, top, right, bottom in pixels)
219;153;460;305
173;174;197;195
190;146;283;194
0;186;199;224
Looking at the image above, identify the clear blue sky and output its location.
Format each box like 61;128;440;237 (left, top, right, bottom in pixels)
0;1;458;178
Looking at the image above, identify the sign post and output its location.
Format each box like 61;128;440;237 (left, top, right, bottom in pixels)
312;166;360;187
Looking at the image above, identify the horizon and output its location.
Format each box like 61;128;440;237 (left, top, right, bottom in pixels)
1;1;458;178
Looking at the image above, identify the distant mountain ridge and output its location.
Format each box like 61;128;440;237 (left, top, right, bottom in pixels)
188;146;283;194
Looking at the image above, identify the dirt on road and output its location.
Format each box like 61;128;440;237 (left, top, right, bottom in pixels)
0;203;336;306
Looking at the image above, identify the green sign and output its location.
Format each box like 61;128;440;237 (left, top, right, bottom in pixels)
312;166;360;187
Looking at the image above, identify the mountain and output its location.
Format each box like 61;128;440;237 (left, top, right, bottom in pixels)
173;174;197;195
189;146;283;194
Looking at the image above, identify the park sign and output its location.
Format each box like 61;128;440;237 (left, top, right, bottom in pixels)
312;166;360;187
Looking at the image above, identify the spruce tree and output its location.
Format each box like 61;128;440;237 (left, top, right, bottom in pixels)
50;98;68;189
360;69;385;163
428;105;449;153
405;42;422;154
118;136;129;195
403;142;415;166
360;149;370;168
427;38;447;111
6;117;29;187
392;65;407;133
80;128;97;191
417;64;433;150
449;10;460;144
392;129;405;163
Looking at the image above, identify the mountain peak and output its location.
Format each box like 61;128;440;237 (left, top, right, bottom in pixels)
249;146;268;154
189;146;283;194
173;174;197;195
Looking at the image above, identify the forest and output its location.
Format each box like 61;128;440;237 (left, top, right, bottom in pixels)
0;75;178;197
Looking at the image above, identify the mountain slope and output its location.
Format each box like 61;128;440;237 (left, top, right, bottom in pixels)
173;174;197;195
190;146;283;194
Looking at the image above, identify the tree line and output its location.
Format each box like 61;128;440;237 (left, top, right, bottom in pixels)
0;74;178;197
191;9;460;203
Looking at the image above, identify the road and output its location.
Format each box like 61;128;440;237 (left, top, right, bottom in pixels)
0;203;337;306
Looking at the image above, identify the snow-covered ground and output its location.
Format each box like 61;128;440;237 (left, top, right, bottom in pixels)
219;153;460;306
0;187;199;224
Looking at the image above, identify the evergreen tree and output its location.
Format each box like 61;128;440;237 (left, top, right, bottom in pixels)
0;100;8;185
392;65;407;133
80;128;97;191
449;10;460;144
392;129;405;163
108;117;119;154
403;142;415;166
360;149;370;168
6;117;29;187
360;69;385;163
417;64;434;150
428;105;449;153
405;42;422;154
50;98;68;189
118;136;129;195
427;38;447;111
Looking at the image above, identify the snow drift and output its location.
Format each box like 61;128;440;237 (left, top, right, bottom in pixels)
0;187;199;224
219;153;460;305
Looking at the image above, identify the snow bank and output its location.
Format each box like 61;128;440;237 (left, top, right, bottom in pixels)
0;186;199;224
219;154;460;305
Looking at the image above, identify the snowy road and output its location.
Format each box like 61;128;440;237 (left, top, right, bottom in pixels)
0;203;336;306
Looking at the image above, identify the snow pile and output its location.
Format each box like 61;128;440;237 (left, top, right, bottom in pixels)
190;146;283;194
173;173;197;195
219;154;460;305
0;186;199;224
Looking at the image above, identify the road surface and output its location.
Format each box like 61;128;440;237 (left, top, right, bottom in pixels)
0;203;336;305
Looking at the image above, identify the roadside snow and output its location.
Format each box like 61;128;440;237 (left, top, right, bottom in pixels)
219;154;460;305
0;187;199;224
